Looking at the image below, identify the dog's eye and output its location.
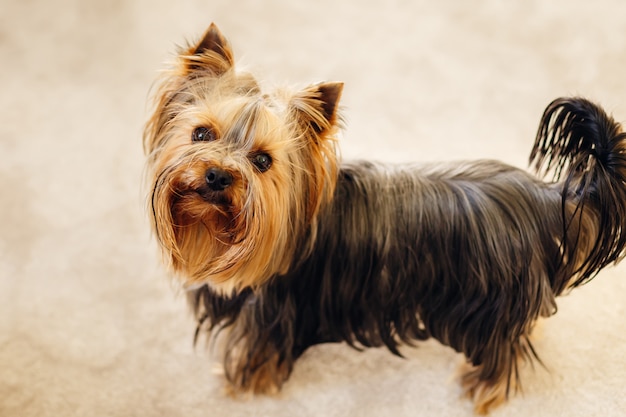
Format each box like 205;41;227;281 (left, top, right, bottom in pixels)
251;153;272;172
192;126;216;142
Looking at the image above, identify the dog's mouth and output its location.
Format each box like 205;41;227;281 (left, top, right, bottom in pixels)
195;185;232;206
168;187;239;241
167;186;234;218
156;162;243;230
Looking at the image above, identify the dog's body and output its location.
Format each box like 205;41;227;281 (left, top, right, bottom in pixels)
145;23;626;414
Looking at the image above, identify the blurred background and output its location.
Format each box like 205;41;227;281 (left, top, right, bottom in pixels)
1;1;625;416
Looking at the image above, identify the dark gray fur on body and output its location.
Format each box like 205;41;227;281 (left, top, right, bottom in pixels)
189;97;626;398
192;159;564;382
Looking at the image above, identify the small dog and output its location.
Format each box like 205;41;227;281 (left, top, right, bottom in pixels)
144;23;626;414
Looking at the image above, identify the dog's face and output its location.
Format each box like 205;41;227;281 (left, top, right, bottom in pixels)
144;24;343;293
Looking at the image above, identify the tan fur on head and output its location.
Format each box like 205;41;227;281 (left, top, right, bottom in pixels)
144;23;342;294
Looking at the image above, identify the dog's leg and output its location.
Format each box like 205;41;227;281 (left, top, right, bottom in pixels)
224;338;293;395
458;359;518;415
457;328;540;415
220;294;298;396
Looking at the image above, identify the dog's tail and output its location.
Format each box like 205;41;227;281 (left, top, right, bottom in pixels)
530;97;626;293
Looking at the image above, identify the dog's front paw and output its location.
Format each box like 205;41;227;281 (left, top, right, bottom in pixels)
457;361;514;415
223;345;293;396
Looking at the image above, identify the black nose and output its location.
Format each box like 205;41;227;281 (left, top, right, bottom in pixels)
205;167;233;191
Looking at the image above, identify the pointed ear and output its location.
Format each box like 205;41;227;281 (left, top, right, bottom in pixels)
316;82;343;127
183;23;234;75
290;82;344;134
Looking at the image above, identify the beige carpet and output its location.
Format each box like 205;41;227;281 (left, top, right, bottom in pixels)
2;1;625;416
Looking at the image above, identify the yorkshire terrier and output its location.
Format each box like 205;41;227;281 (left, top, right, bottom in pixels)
144;23;626;414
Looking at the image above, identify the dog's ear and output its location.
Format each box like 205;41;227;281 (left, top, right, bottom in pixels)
290;82;344;134
315;82;343;128
183;23;234;76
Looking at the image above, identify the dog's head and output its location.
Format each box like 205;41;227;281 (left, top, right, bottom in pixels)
144;23;343;294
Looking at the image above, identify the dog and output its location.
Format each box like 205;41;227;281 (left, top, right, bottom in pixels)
144;23;626;414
